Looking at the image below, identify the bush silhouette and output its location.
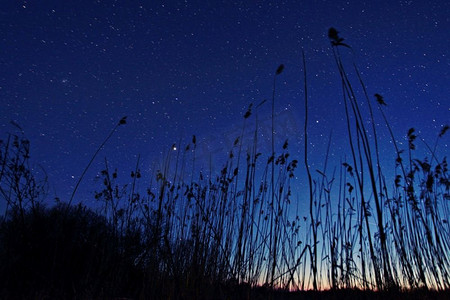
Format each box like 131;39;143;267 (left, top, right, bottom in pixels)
0;203;143;299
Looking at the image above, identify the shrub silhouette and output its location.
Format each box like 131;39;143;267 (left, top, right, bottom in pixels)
0;203;143;299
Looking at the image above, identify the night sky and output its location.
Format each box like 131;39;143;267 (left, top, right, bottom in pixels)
1;0;448;207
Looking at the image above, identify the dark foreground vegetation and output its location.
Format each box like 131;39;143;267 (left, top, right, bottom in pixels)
1;29;448;299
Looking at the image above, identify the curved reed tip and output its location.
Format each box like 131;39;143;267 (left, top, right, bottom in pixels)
439;125;449;137
374;93;387;106
276;64;284;75
328;27;339;41
328;27;350;48
244;103;253;119
119;116;127;125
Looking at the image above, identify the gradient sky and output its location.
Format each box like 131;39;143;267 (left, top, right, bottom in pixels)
1;0;448;206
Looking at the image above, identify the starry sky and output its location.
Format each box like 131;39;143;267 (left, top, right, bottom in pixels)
1;0;448;206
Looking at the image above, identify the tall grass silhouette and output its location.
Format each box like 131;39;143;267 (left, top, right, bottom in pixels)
0;29;449;299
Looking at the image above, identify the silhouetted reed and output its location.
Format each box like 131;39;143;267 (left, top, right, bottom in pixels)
0;28;448;299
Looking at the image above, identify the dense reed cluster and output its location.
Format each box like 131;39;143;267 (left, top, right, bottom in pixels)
0;29;448;299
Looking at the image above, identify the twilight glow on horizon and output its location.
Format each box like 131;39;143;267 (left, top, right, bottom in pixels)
1;0;449;293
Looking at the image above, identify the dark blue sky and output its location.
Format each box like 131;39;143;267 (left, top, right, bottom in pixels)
1;0;448;205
